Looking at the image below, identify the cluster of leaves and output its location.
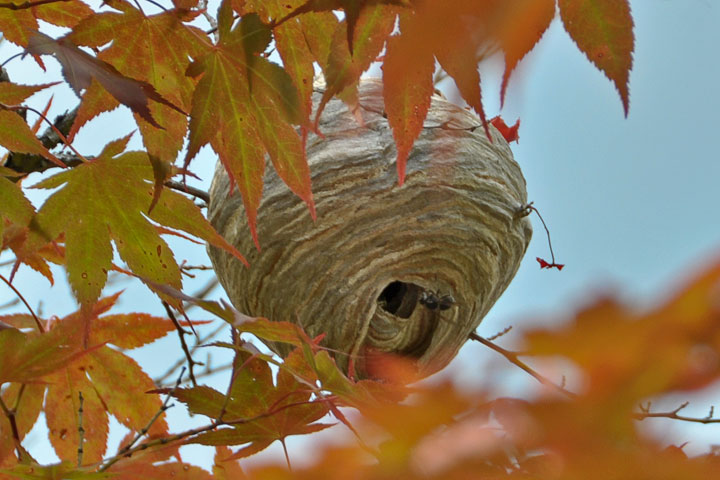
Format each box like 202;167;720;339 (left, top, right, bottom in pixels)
0;0;633;312
5;0;705;478
3;252;720;478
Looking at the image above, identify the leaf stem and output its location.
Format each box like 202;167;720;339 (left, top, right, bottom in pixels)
0;273;44;333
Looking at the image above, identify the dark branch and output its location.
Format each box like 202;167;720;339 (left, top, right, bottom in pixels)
163;302;199;386
0;0;70;10
164;180;210;203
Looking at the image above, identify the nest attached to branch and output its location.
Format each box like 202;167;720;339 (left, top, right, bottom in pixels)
208;79;532;378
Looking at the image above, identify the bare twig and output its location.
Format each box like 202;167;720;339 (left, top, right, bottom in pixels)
115;367;184;464
517;202;564;270
486;325;513;342
0;273;44;333
142;0;167;11
199;0;219;41
99;397;323;472
0;298;20;310
0;392;22;458
634;402;720;424
154;322;227;386
468;332;575;398
163;302;199;386
77;392;85;467
164;180;210;204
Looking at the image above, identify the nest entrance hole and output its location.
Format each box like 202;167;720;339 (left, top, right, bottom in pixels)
377;281;423;318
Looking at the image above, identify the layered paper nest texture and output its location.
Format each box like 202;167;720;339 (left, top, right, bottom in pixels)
208;79;532;378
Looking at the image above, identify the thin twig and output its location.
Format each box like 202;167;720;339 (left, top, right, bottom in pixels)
116;367;184;462
154;322;226;386
486;326;513;342
142;0;167;11
163;302;198;386
468;332;575;398
164;180;210;203
0;394;22;459
99;397;322;472
77;392;85;467
0;298;20;310
0;273;43;333
199;0;219;41
517;202;564;270
634;402;720;424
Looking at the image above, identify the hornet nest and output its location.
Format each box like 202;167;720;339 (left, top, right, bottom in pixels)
207;78;532;379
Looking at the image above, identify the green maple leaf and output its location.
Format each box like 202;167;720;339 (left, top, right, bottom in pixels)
185;10;314;248
28;135;247;308
173;349;332;457
0;171;35;242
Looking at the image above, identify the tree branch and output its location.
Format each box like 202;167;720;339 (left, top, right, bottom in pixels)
0;392;22;459
634;402;720;424
0;0;70;10
468;332;575;398
163;302;199;387
98;398;325;472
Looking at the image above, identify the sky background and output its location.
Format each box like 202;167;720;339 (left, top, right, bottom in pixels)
1;0;720;469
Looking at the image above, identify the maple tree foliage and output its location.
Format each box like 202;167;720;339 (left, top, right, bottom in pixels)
2;0;718;479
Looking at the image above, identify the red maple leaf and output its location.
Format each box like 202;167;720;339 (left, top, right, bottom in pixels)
537;257;564;271
490;116;520;143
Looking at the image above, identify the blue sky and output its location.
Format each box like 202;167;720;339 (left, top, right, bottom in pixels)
1;0;720;468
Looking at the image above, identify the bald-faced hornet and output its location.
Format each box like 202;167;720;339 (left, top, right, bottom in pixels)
419;290;455;311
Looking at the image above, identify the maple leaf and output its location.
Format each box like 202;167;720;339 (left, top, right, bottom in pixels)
46;346;169;464
0;462;113;479
0;82;58;105
0;109;64;168
40;295;173;464
26;31;186;129
526;260;720;400
104;462;213;480
494;0;555;106
0;308;102;383
33;0;94;27
67;0;207;168
558;0;634;115
240;2;316;119
273;0;408;55
213;446;248;479
381;1;515;183
316;3;397;119
28;135;247;308
168;348;331;458
0;383;44;466
185;11;314;247
382;24;434;185
0;173;34;243
536;257;564;270
490;116;520;143
0;6;38;50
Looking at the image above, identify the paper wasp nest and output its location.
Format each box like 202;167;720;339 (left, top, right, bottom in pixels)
207;79;532;378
